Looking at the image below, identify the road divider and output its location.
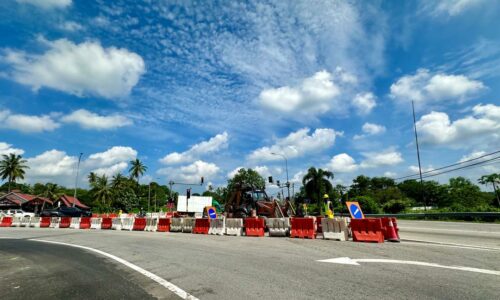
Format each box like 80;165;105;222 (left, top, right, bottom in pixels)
121;217;134;231
321;218;348;241
193;218;210;234
226;218;243;236
209;218;225;235
350;218;384;243
157;218;171;232
50;217;60;228
59;217;71;228
11;216;22;227
266;218;290;237
133;218;147;231
245;217;265;237
182;218;195;233
145;218;158;232
101;217;112;230
112;218;123;230
80;217;91;229
291;217;316;239
90;217;102;229
70;217;81;229
0;216;13;227
170;218;183;232
29;216;40;228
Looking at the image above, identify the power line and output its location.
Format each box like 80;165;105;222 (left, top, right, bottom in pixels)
394;149;500;181
420;156;500;179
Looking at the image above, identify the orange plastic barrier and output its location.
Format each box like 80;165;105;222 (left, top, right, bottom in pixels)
157;218;171;232
244;217;265;237
0;216;13;227
193;218;210;234
80;217;91;229
133;218;146;231
40;216;51;228
101;217;112;229
350;218;384;243
59;217;71;228
290;217;316;239
381;217;400;242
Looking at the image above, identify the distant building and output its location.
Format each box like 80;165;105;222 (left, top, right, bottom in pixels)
0;191;53;213
54;194;90;210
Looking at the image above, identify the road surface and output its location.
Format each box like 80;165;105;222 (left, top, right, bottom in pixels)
1;220;499;299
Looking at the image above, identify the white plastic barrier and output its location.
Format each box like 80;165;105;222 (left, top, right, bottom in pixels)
145;218;158;232
182;218;195;233
29;216;40;228
266;218;290;237
90;218;102;229
209;218;225;235
20;216;31;227
170;218;183;232
69;217;81;229
50;217;60;228
112;218;123;230
121;217;134;231
225;218;243;236
11;216;22;227
321;218;348;241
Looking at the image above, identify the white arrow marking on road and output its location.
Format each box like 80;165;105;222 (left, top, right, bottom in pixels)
317;257;500;276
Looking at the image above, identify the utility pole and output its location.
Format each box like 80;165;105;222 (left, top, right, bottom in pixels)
73;152;83;207
412;101;426;211
148;182;151;212
271;152;290;200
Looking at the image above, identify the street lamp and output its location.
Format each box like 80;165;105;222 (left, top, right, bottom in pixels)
73;152;83;207
271;152;290;200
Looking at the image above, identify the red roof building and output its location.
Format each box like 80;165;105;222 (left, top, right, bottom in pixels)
0;191;52;212
55;194;90;210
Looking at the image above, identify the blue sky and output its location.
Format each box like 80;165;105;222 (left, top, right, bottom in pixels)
0;0;499;194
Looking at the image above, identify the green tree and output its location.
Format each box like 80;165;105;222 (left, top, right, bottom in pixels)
227;168;265;191
88;172;98;187
0;153;29;192
478;173;500;207
129;159;147;182
302;167;334;206
93;175;112;209
445;177;486;209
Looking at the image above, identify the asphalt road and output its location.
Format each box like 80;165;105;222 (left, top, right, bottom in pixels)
1;222;499;300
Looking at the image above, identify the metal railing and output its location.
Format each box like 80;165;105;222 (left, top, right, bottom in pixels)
338;212;500;219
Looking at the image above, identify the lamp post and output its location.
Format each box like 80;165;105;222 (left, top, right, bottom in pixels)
271;152;290;200
73;152;83;207
148;181;151;212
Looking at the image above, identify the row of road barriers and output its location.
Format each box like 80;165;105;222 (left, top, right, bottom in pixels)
0;215;397;242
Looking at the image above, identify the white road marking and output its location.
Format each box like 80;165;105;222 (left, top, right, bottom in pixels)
318;257;500;276
398;226;500;235
29;239;199;300
402;239;500;251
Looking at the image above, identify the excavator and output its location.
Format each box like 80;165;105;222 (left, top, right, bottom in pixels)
224;183;295;218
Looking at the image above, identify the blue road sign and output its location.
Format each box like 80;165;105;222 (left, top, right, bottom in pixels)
346;201;364;219
208;208;217;219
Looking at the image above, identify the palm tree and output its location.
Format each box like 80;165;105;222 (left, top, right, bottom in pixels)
111;173;127;189
0;153;29;192
129;159;147;183
302;167;334;206
94;175;112;207
88;172;98;188
478;173;500;207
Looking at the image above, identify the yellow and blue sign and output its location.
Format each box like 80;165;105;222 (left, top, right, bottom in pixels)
346;201;364;219
206;206;217;219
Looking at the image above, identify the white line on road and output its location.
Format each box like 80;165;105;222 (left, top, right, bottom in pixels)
398;226;500;235
29;239;199;300
318;257;500;276
402;239;500;251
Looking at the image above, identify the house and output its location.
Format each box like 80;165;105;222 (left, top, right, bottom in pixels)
54;194;90;210
0;191;53;213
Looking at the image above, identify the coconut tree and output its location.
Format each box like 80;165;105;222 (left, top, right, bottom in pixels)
88;172;98;188
302;167;334;206
94;175;112;207
129;159;147;183
478;173;500;207
0;153;29;192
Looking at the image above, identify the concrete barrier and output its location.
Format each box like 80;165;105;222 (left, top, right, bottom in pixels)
170;218;184;232
90;217;102;229
266;218;290;237
145;218;158;232
50;217;60;228
29;216;41;228
11;216;22;227
209;218;225;235
182;218;195;233
321;218;348;241
70;217;81;229
112;217;123;230
225;218;243;236
20;216;31;227
121;217;135;231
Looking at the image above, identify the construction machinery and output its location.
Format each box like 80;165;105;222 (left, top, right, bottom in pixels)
224;184;295;218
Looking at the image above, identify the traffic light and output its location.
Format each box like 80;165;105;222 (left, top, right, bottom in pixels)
276;180;280;186
187;188;191;199
268;176;273;183
201;176;204;184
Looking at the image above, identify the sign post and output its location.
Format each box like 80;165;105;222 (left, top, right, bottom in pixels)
346;201;364;219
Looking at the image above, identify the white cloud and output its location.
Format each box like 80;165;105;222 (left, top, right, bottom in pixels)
390;69;484;105
158;160;219;183
0;109;60;133
227;166;244;179
0;142;25;156
421;0;485;17
27;150;77;179
353;92;377;115
58;21;84;32
326;148;404;173
160;132;228;165
353;122;386;139
416;103;500;146
248;128;340;161
16;0;71;9
258;70;344;115
384;171;397;178
62;109;132;130
327;153;359;173
2;38;145;99
84;146;137;169
92;162;129;177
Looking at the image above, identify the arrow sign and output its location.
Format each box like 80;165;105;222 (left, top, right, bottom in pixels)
317;257;500;276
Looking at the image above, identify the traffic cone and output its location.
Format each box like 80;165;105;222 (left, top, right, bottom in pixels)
386;219;400;242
